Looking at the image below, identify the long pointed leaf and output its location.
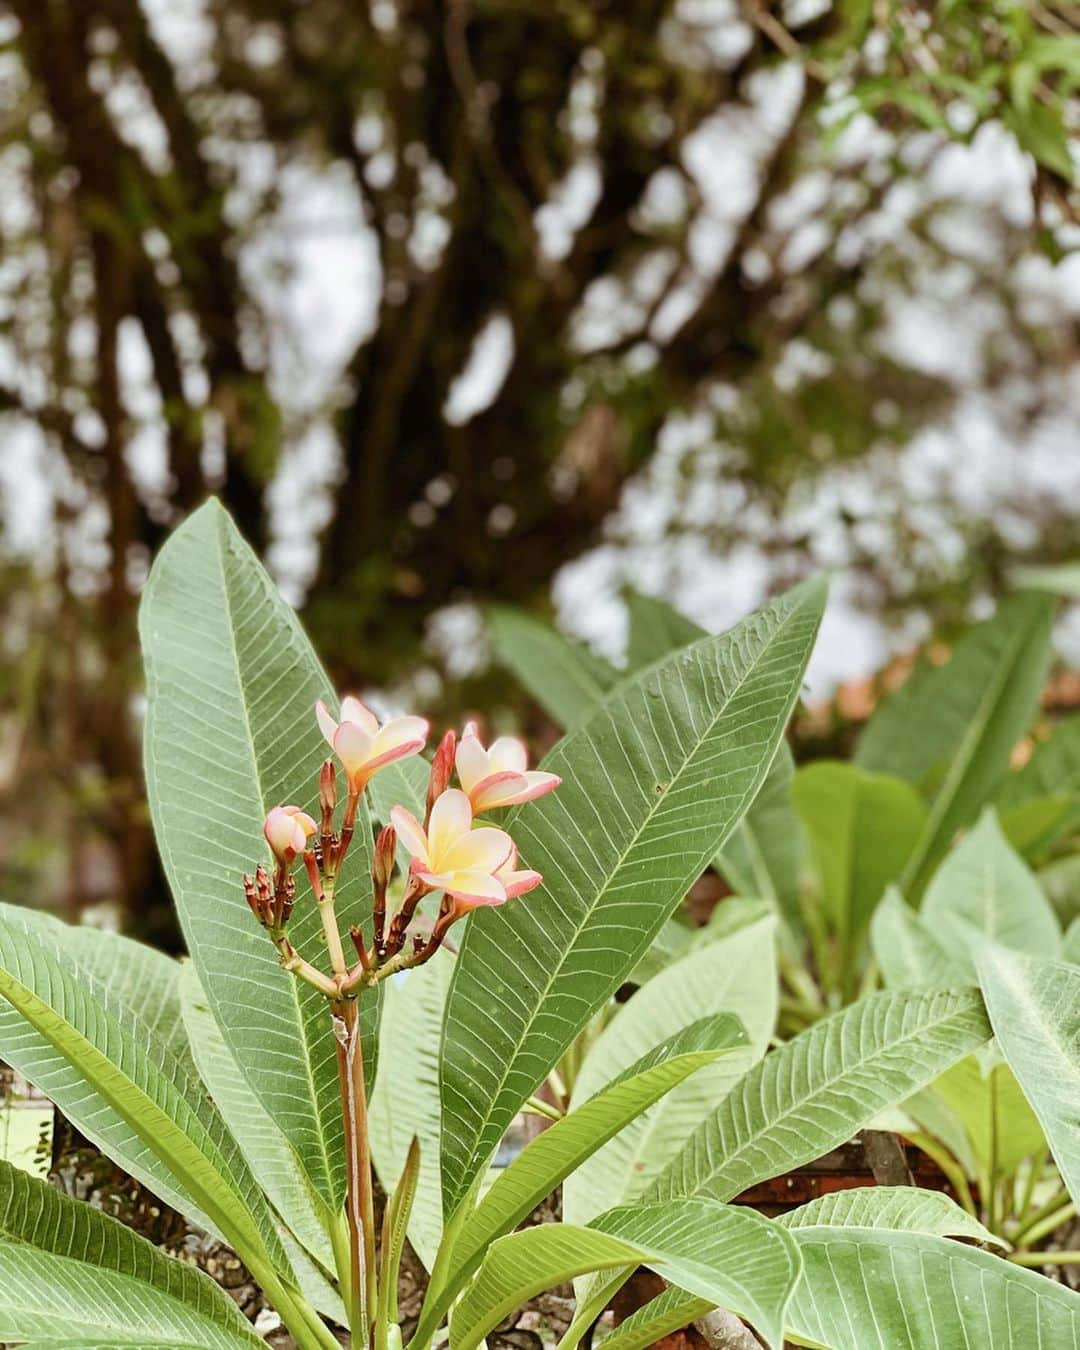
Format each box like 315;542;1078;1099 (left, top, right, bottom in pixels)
0;1159;259;1343
978;945;1080;1207
141;499;379;1212
650;987;991;1204
0;1241;257;1348
786;1229;1080;1348
486;605;619;730
451;1200;799;1350
442;1016;747;1300
0;911;290;1290
855;592;1054;888
440;577;827;1216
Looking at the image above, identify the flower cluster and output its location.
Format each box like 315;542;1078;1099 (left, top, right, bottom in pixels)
243;694;559;997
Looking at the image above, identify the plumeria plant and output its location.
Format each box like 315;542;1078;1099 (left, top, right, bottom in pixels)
0;501;1078;1350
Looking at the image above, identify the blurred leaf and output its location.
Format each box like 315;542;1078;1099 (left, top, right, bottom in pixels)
624;590;704;671
717;743;802;930
921;810;1060;976
856;593;1055;891
792;761;926;973
486;606;619;730
871;887;966;991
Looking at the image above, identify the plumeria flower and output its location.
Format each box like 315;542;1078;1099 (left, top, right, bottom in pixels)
455;722;561;813
391;788;514;908
316;695;429;792
264;805;318;866
494;843;543;900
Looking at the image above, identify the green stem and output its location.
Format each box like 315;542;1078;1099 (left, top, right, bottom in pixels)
524;1094;563;1121
1014;1149;1048;1228
1010;1249;1080;1267
905;1132;977;1218
1012;1188;1072;1245
334;997;378;1348
987;1071;1000;1233
1016;1201;1077;1250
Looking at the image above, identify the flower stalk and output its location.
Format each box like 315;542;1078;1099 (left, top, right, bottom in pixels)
243;698;557;1348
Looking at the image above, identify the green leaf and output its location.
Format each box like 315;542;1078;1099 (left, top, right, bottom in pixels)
909;1055;1045;1181
486;605;619;730
786;1229;1080;1348
649;987;991;1205
0;1241;260;1349
369;949;455;1271
600;1183;1005;1350
439;578;827;1216
0;1158;259;1344
1065;917;1080;964
624;590;704;671
792;760;926;965
716;743;802;928
141;499;380;1213
619;597;804;927
440;1016;748;1303
978;946;1080;1207
9;909;192;1068
775;1184;1001;1245
1004;102;1076;181
1012;562;1080;597
855;593;1055;889
178;962;337;1274
564;918;776;1227
0;908;296;1306
450;1200;800;1350
998;716;1080;807
920;810;1060;975
870;888;965;990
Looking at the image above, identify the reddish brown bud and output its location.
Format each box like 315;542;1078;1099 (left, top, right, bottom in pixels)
319;758;337;817
425;729;457;824
373;825;397;891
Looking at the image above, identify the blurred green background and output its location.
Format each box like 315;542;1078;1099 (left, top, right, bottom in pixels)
0;0;1076;940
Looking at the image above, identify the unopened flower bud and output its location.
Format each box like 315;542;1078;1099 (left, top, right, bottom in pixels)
426;729;457;824
373;824;397;891
263;805;318;866
319;759;337;817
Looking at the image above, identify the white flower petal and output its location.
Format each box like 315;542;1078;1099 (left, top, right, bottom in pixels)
427;789;473;862
340;695;380;735
488;735;528;775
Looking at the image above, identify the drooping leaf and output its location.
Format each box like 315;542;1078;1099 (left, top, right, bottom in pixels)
716;743;802;929
178;962;336;1273
439;578;827;1216
486;605;619;730
599;1184;1006;1350
649;987;991;1205
368;949;455;1271
564;918;776;1228
775;1184;1001;1245
786;1228;1080;1349
978;946;1080;1207
0;1159;259;1344
870;888;965;990
0;1241;259;1349
450;1200;800;1350
855;593;1055;889
140;499;380;1213
921;810;1060;974
434;1015;748;1316
0;908;294;1301
792;760;926;969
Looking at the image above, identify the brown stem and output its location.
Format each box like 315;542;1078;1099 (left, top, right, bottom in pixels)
333;997;377;1346
385;874;429;957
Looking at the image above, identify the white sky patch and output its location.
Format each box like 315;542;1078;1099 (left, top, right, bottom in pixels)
443;314;515;426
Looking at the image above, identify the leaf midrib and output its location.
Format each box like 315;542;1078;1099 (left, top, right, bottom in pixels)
448;592;814;1205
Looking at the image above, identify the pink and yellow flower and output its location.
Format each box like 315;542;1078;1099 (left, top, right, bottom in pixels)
494;843;543;900
391;788;515;909
455;722;561;813
316;695;428;792
264;805;318;865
